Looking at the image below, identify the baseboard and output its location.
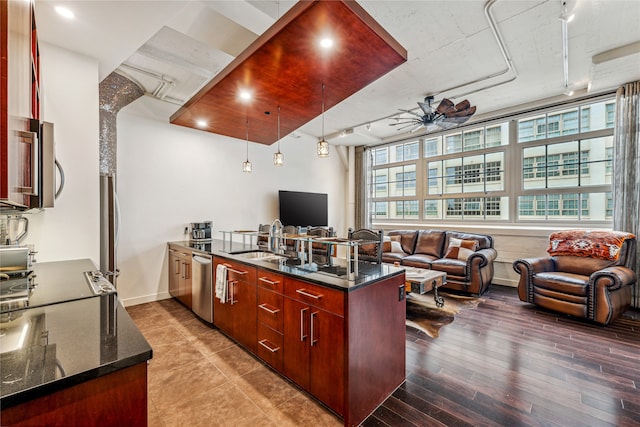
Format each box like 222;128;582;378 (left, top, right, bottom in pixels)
120;291;171;307
493;277;518;287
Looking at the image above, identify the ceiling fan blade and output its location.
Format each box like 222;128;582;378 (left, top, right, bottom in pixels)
436;121;459;130
442;112;475;126
435;98;455;115
417;100;433;116
409;123;425;133
425;123;440;133
396;122;423;132
453;99;470;111
398;108;423;118
389;119;421;126
445;105;476;119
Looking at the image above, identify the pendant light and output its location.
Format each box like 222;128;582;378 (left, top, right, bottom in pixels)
317;83;329;157
273;105;284;166
242;119;252;172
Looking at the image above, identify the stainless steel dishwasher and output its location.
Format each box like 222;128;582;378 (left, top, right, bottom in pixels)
191;252;213;323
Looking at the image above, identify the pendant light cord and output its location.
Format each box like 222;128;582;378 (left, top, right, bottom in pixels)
277;105;281;150
245;119;249;159
321;83;325;139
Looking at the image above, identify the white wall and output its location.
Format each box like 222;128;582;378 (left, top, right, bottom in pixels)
116;99;348;305
20;43;100;264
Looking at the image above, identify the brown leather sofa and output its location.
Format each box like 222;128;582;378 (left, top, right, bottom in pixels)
513;231;637;325
381;229;497;295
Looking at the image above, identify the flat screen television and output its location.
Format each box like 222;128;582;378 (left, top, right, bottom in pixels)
279;190;328;227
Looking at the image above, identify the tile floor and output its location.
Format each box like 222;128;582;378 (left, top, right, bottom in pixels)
126;298;342;427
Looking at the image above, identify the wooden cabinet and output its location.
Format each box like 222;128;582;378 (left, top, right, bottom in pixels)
206;252;406;427
1;0;40;208
168;245;192;308
213;258;257;352
2;362;148;427
256;269;285;372
283;277;345;415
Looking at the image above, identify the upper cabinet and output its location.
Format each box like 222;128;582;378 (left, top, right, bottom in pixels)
1;0;41;209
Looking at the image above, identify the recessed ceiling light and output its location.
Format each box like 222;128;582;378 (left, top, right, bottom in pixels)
55;6;75;19
239;91;252;101
196;120;207;128
320;37;334;49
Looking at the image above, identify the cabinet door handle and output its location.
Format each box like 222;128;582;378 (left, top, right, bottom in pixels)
310;311;318;346
223;264;248;275
174;259;180;275
259;277;279;286
300;307;308;341
296;289;323;300
258;339;280;353
180;262;184;279
184;262;190;280
258;303;280;315
228;280;236;304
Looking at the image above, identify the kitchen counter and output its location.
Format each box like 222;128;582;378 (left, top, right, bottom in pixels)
170;239;404;292
1;258;111;314
0;259;152;424
169;239;407;426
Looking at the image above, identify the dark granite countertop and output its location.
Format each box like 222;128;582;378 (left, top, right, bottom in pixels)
0;261;152;408
169;239;404;292
1;259;106;314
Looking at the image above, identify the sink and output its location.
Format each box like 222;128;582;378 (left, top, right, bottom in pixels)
234;251;290;262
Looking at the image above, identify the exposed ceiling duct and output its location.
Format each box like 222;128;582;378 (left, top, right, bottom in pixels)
98;72;144;175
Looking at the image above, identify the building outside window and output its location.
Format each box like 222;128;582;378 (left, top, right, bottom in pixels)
368;97;615;226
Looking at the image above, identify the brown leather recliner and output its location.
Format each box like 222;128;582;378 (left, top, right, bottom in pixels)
513;231;637;325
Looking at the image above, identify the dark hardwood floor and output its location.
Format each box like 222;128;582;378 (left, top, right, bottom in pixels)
363;285;640;427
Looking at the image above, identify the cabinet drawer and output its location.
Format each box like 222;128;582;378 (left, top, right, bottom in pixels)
257;324;283;373
220;259;257;284
284;278;344;316
257;269;284;293
257;287;283;332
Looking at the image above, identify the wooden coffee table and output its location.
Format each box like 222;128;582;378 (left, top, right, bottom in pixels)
403;267;446;307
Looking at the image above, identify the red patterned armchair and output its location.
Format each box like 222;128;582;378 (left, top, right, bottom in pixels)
513;230;637;325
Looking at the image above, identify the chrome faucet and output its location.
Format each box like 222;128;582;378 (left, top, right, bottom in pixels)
269;219;283;253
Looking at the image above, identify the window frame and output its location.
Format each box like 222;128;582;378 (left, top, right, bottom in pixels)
367;94;615;228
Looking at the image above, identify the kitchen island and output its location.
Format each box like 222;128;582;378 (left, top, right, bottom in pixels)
169;238;406;427
0;259;152;426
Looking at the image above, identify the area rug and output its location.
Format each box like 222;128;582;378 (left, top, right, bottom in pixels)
406;292;484;338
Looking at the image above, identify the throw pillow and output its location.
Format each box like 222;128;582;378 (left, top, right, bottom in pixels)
547;230;635;261
383;236;404;253
445;237;478;261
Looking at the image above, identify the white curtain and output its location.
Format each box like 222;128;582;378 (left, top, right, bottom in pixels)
612;81;640;307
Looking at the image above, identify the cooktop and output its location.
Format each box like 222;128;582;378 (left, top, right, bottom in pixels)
0;259;115;314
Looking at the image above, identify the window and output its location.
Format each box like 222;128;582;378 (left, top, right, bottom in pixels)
580;107;590;132
605;147;613;173
445;134;462;154
441;196;506;219
424;137;440;157
428;153;504;194
393;141;419;162
371;165;416;197
368;97;614;226
394;200;419;219
485;126;503;147
606;103;616;128
372;147;388;166
463;130;483;151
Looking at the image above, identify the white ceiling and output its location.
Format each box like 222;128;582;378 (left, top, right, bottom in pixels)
34;0;640;146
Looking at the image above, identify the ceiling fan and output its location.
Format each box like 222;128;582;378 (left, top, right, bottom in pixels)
390;96;476;133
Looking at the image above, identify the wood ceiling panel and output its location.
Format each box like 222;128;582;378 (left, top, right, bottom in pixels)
170;0;407;145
